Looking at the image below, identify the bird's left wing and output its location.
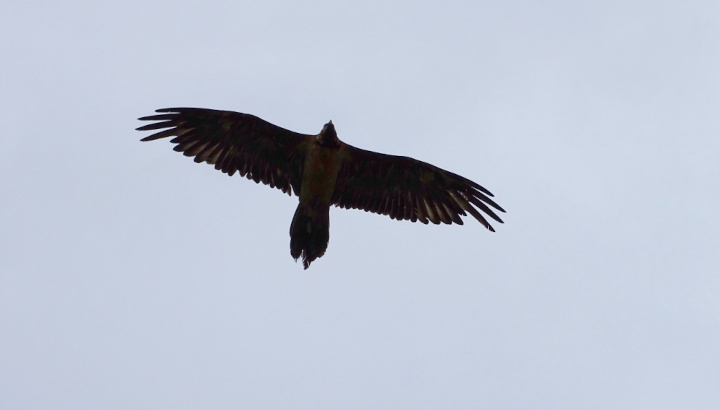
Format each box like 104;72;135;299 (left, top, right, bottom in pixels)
137;108;311;195
332;144;505;231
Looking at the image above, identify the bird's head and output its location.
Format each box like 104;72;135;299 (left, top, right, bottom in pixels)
318;120;340;147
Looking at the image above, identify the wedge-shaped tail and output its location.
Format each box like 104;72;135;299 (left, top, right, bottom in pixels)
289;203;330;269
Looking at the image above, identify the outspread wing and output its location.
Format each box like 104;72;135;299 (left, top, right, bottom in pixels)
137;108;311;195
332;145;505;231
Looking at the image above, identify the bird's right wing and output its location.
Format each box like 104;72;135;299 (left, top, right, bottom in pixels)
331;144;505;231
137;108;311;196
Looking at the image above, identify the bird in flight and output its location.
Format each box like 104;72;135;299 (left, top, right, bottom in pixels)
137;107;505;269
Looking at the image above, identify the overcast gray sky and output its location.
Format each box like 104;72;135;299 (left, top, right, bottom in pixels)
2;0;719;408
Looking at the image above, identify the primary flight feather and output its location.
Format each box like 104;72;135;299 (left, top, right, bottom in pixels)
137;107;505;269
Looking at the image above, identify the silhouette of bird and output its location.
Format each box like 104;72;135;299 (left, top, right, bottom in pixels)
138;107;505;269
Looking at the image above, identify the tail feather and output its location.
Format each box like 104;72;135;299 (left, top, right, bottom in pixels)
290;204;330;269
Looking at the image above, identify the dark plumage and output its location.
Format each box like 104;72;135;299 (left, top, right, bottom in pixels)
137;107;505;269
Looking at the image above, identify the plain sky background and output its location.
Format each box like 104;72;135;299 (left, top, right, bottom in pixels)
2;0;719;408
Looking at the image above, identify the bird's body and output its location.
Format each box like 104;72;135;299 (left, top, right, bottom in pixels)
290;123;342;266
137;107;505;269
300;126;342;206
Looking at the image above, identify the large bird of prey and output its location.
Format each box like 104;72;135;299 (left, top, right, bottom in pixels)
137;107;505;269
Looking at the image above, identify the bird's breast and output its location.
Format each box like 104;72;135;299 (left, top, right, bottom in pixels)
299;144;342;206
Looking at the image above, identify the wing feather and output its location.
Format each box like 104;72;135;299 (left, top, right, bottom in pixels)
332;145;505;230
137;108;310;195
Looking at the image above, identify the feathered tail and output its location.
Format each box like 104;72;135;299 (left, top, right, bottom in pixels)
290;203;330;269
